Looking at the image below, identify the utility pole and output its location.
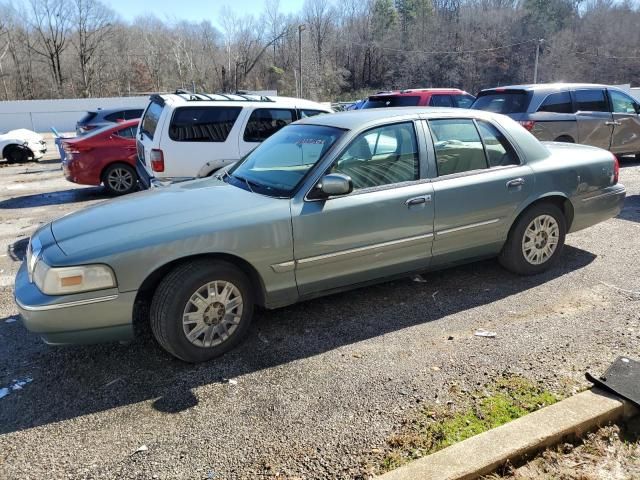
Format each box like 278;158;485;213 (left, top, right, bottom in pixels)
533;38;544;84
298;24;306;97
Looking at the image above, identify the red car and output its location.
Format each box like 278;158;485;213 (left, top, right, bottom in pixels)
361;88;475;109
62;119;139;195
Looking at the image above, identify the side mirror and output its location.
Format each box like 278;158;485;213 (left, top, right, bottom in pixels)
313;173;353;198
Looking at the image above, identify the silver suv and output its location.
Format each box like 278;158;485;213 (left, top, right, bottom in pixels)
471;83;640;158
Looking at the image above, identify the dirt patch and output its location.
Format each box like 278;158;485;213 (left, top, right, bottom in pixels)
488;419;640;480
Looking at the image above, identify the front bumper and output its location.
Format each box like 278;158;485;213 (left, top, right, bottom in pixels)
14;262;135;345
28;141;47;159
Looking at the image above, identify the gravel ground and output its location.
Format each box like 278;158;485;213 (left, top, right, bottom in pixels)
0;151;639;479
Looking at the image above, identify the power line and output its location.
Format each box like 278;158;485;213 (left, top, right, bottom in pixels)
348;39;538;56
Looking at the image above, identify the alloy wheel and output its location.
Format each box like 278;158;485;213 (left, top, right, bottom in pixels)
521;214;559;265
107;167;134;192
181;280;244;348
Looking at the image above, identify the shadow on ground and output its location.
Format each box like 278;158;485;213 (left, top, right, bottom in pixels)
0;186;107;209
0;245;596;435
618;194;640;224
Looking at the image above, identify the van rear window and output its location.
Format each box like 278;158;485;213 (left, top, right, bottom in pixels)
169;107;242;142
472;91;530;114
141;101;164;140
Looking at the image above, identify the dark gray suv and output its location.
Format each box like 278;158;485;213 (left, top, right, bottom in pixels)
472;83;640;158
76;107;144;136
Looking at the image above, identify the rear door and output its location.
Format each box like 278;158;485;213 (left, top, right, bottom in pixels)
160;106;244;178
573;88;613;149
238;107;296;157
137;99;167;177
426;117;533;265
608;89;640;155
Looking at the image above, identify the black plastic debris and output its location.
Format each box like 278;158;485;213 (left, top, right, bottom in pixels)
586;356;640;408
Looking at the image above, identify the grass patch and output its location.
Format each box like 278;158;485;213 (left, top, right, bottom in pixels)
378;376;561;473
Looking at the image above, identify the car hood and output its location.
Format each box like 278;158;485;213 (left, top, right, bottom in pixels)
51;178;289;257
0;128;43;143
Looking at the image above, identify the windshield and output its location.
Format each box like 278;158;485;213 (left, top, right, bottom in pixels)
229;124;344;197
362;96;420;108
471;91;530;114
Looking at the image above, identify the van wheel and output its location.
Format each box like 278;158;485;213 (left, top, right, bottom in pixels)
5;146;28;164
103;163;137;195
499;203;566;275
554;136;574;143
150;260;254;362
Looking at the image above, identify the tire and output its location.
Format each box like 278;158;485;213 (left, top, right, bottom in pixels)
499;202;566;275
102;163;137;195
554;136;574;143
150;260;254;362
5;145;29;164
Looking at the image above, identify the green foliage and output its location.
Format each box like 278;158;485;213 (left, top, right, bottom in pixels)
378;376;560;473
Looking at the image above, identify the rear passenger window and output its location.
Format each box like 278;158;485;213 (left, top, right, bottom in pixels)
575;89;608;112
453;95;475;108
169;107;242;142
429;119;487;176
105;111;124;122
115;126;136;138
299;109;326;118
476;121;519;167
243;108;295;142
125;109;143;120
538;92;573;114
429;95;453;107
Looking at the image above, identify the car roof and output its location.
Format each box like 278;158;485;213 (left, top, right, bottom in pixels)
295;107;498;130
478;83;618;94
369;88;469;98
159;93;331;110
94;107;143;114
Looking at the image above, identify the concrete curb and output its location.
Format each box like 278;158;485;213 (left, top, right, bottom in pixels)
377;388;637;480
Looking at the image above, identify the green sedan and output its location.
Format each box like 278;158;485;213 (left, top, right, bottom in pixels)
14;108;626;362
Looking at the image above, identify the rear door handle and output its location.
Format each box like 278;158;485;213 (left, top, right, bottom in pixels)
506;178;525;188
605;121;622;126
405;195;432;206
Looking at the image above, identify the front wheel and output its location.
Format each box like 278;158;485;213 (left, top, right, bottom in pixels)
5;146;29;164
103;163;137;195
499;203;566;275
150;260;254;362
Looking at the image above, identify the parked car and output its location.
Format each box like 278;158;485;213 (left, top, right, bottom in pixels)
361;88;475;109
76;107;144;136
135;91;332;188
15;108;625;362
62;119;139;195
471;83;640;159
1;128;47;163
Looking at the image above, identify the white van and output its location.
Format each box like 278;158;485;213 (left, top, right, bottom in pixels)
136;91;332;187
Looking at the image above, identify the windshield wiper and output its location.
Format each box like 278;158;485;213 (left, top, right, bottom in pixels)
215;169;230;181
232;174;255;193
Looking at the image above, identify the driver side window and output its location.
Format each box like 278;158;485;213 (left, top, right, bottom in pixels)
330;122;419;190
609;90;639;114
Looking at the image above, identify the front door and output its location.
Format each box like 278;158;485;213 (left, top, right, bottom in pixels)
291;121;435;296
425;118;533;265
608;89;640;155
574;88;614;150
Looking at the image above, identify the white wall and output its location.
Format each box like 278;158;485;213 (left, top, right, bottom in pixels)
0;96;150;133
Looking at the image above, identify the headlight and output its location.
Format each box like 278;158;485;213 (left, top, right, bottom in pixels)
33;260;117;295
26;236;42;283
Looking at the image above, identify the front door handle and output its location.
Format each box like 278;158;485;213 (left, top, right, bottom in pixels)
605;121;622;126
506;178;525;188
405;195;432;206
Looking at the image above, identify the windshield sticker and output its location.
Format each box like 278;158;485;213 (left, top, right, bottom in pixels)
296;138;325;145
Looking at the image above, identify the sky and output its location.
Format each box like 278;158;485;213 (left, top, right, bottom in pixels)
104;0;305;29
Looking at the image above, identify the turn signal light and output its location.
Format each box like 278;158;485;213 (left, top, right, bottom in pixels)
519;120;536;132
150;149;165;172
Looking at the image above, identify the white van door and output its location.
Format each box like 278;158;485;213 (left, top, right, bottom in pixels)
159;106;247;179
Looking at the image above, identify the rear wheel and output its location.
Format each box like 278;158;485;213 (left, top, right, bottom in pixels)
499;203;566;275
554;136;574;143
150;260;254;362
103;163;137;195
5;146;29;164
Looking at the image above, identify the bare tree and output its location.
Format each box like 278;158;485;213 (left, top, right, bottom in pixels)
27;0;72;96
72;0;115;97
